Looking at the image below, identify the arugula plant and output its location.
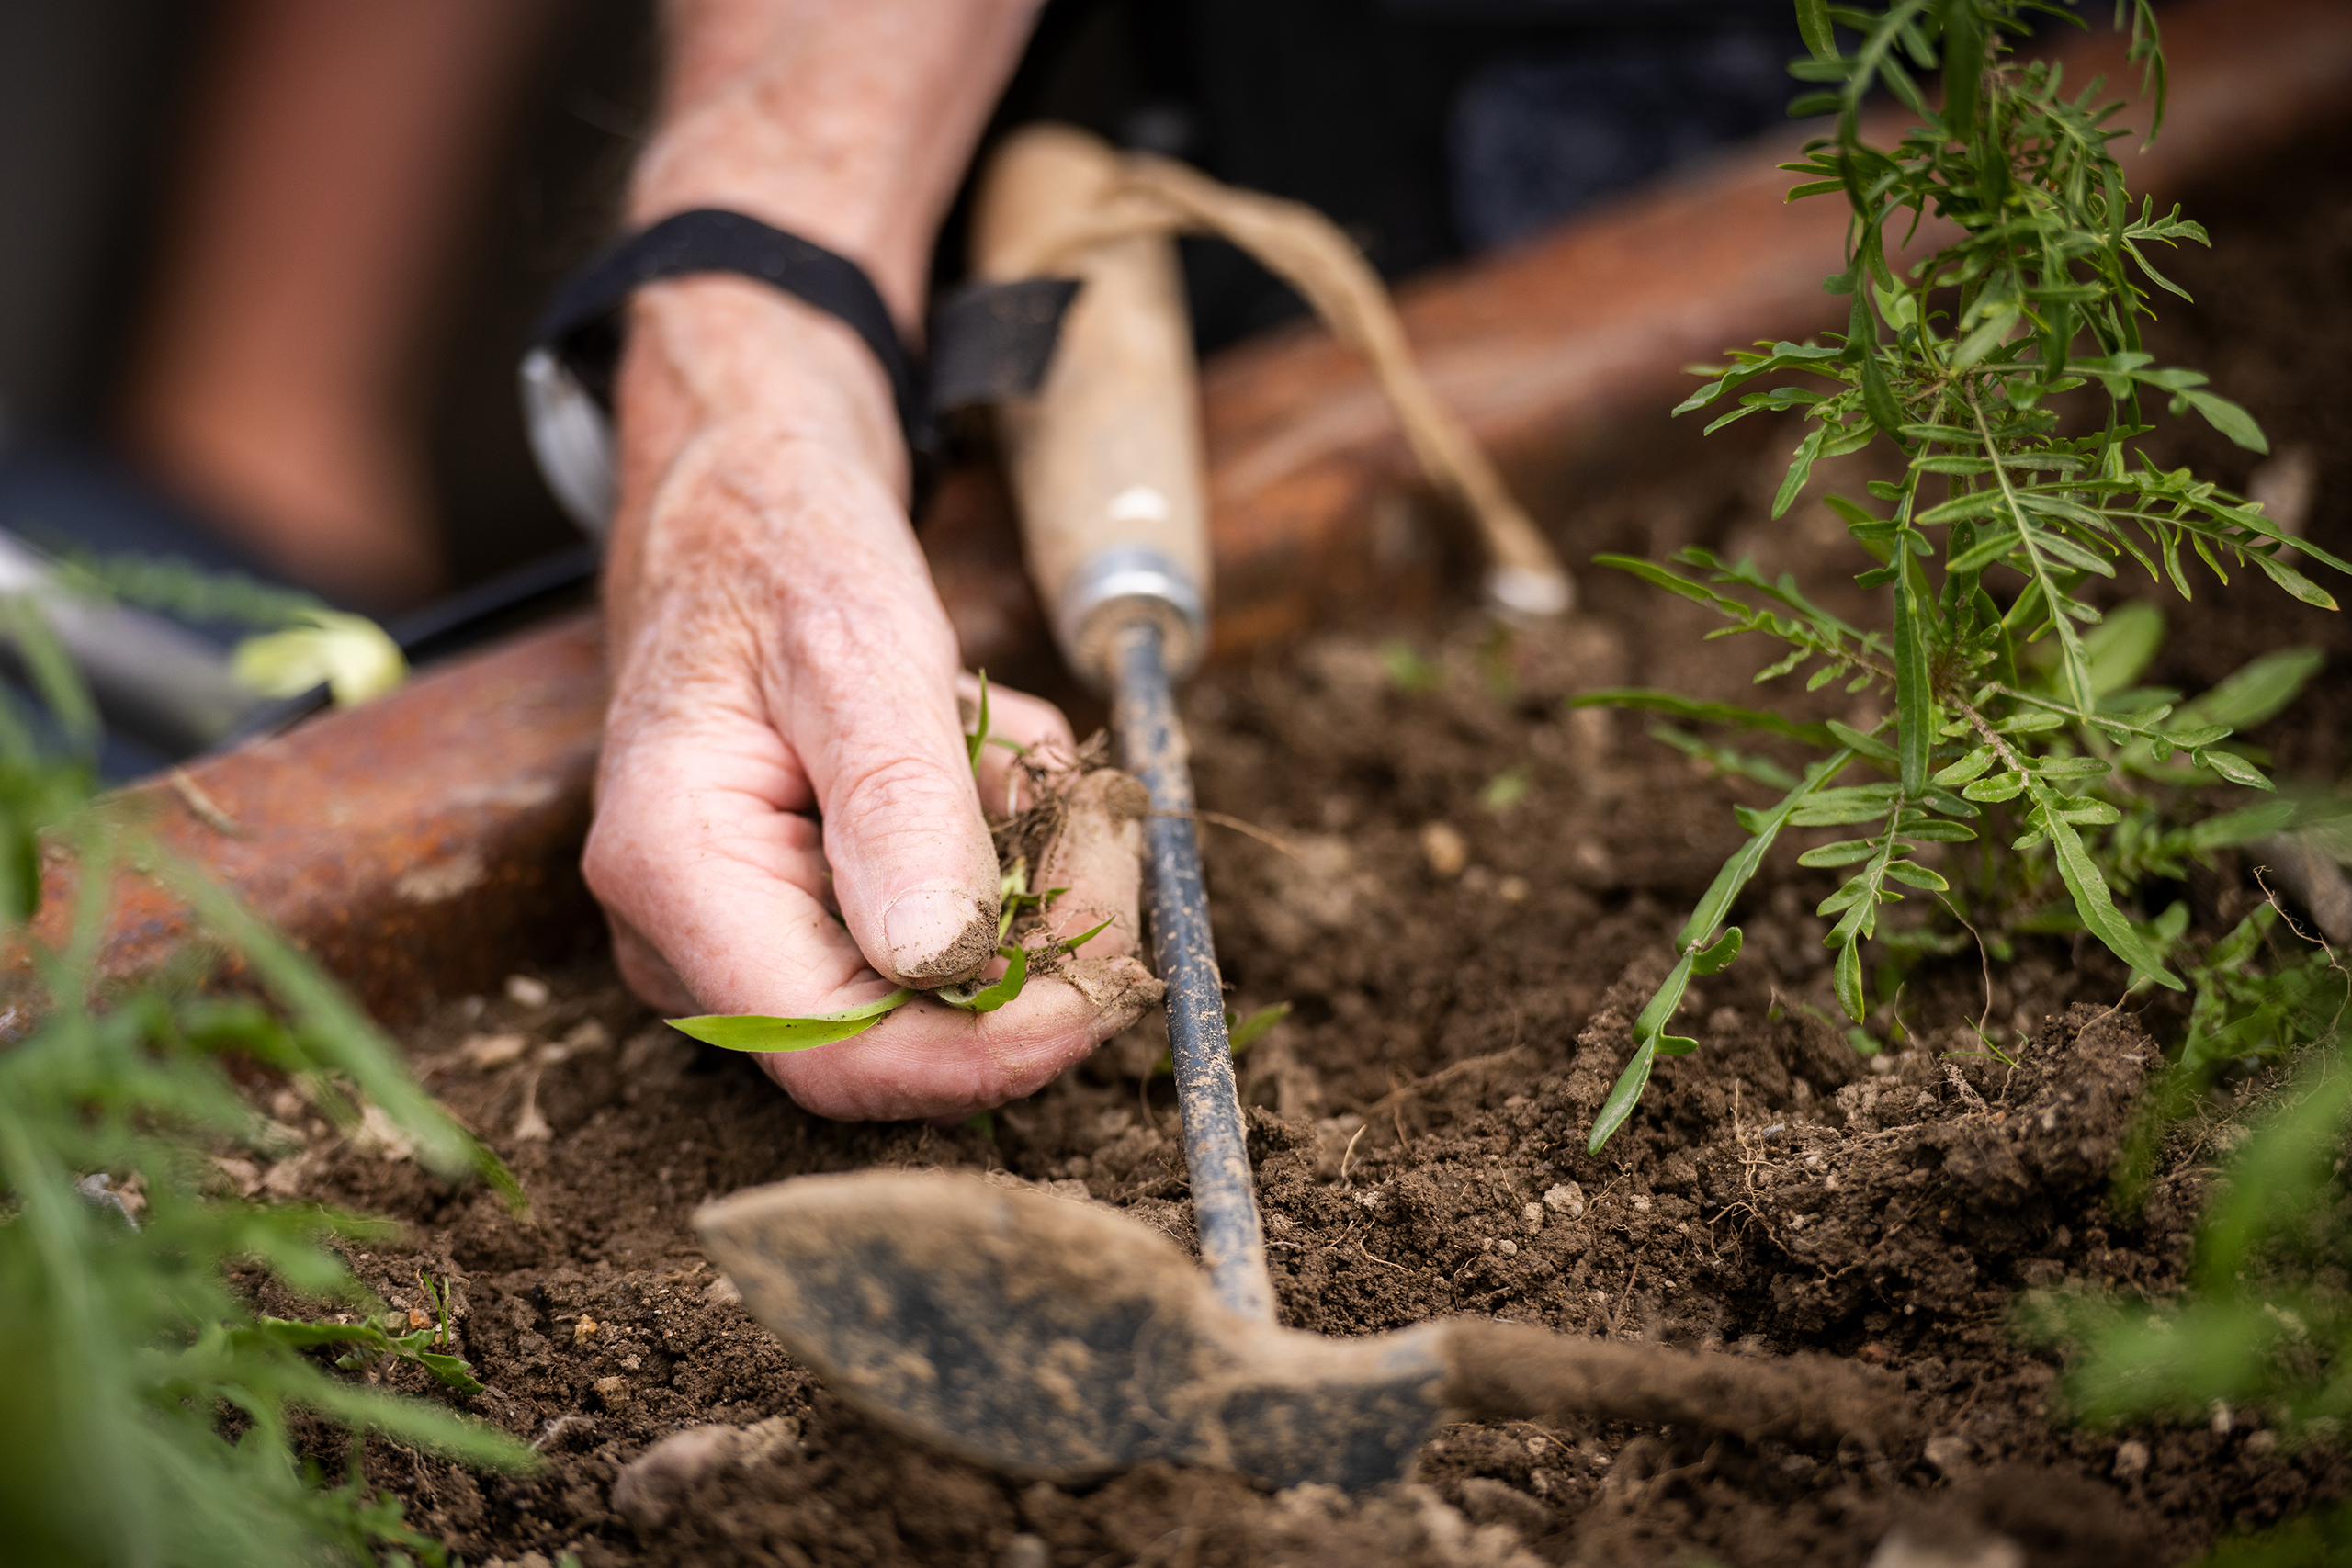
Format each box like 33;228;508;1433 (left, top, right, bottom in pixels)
1575;0;2347;1152
0;581;530;1564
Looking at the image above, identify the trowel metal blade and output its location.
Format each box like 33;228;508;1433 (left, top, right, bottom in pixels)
695;1171;1451;1489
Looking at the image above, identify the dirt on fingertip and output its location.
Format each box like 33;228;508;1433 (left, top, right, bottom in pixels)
255;148;2352;1567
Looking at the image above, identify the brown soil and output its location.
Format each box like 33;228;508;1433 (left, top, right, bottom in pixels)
266;144;2352;1566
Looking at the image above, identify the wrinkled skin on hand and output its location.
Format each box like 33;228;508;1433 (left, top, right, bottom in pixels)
583;277;1157;1122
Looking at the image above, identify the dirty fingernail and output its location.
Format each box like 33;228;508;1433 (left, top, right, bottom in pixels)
883;886;994;982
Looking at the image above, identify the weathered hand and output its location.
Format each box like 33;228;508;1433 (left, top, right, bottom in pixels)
584;277;1156;1121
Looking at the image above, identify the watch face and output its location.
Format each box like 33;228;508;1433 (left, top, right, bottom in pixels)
519;346;617;537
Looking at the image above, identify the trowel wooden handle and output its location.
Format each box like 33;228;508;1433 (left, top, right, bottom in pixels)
972;125;1209;685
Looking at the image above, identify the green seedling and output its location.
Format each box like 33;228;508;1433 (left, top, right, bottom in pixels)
670;859;1118;1049
2022;1025;2352;1455
0;560;528;1568
1379;639;1442;693
967;669;992;774
1576;0;2346;1154
253;1271;485;1394
1480;766;1532;813
1152;1000;1292;1076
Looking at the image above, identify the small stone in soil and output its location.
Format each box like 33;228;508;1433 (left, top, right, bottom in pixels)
594;1375;629;1406
1544;1181;1586;1217
1922;1433;1972;1474
462;1032;529;1070
504;974;551;1008
1419;821;1468;877
573;1314;600;1345
1498;874;1530;902
2113;1439;2151;1479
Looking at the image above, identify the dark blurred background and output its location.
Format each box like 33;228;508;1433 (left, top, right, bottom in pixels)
0;0;1800;620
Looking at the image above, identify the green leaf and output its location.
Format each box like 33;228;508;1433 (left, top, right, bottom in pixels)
1883;861;1949;891
2199;750;2272;790
2252;551;2339;611
1940;0;1984;141
1690;926;1744;976
1057;916;1116;953
2187;799;2296;850
1825;719;1897;762
1655;1035;1701;1057
1588;1040;1657;1155
1833;939;1866;1022
668;989;915;1052
1773;427;1826;518
1932;748;1996;786
966;671;991;775
1633;953;1698;1043
938;946;1029;1013
2082;602;2165;698
2182;648;2323;731
2041;806;2182;990
1227;1001;1292;1054
1799;839;1881;868
1892;571;1933;795
1568;687;1836;746
1860;344;1906;441
1796;0;1838;60
2179;390;2268;454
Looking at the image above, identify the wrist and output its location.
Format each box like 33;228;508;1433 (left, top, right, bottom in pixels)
618;273;904;484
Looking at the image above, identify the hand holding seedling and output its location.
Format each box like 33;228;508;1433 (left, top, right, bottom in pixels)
582;0;1160;1119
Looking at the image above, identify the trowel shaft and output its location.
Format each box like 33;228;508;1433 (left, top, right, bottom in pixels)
1111;620;1274;1322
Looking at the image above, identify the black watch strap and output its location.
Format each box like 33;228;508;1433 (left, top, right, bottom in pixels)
520;209;1081;536
529;209;930;458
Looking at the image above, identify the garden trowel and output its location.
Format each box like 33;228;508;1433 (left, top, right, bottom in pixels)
696;126;1894;1490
